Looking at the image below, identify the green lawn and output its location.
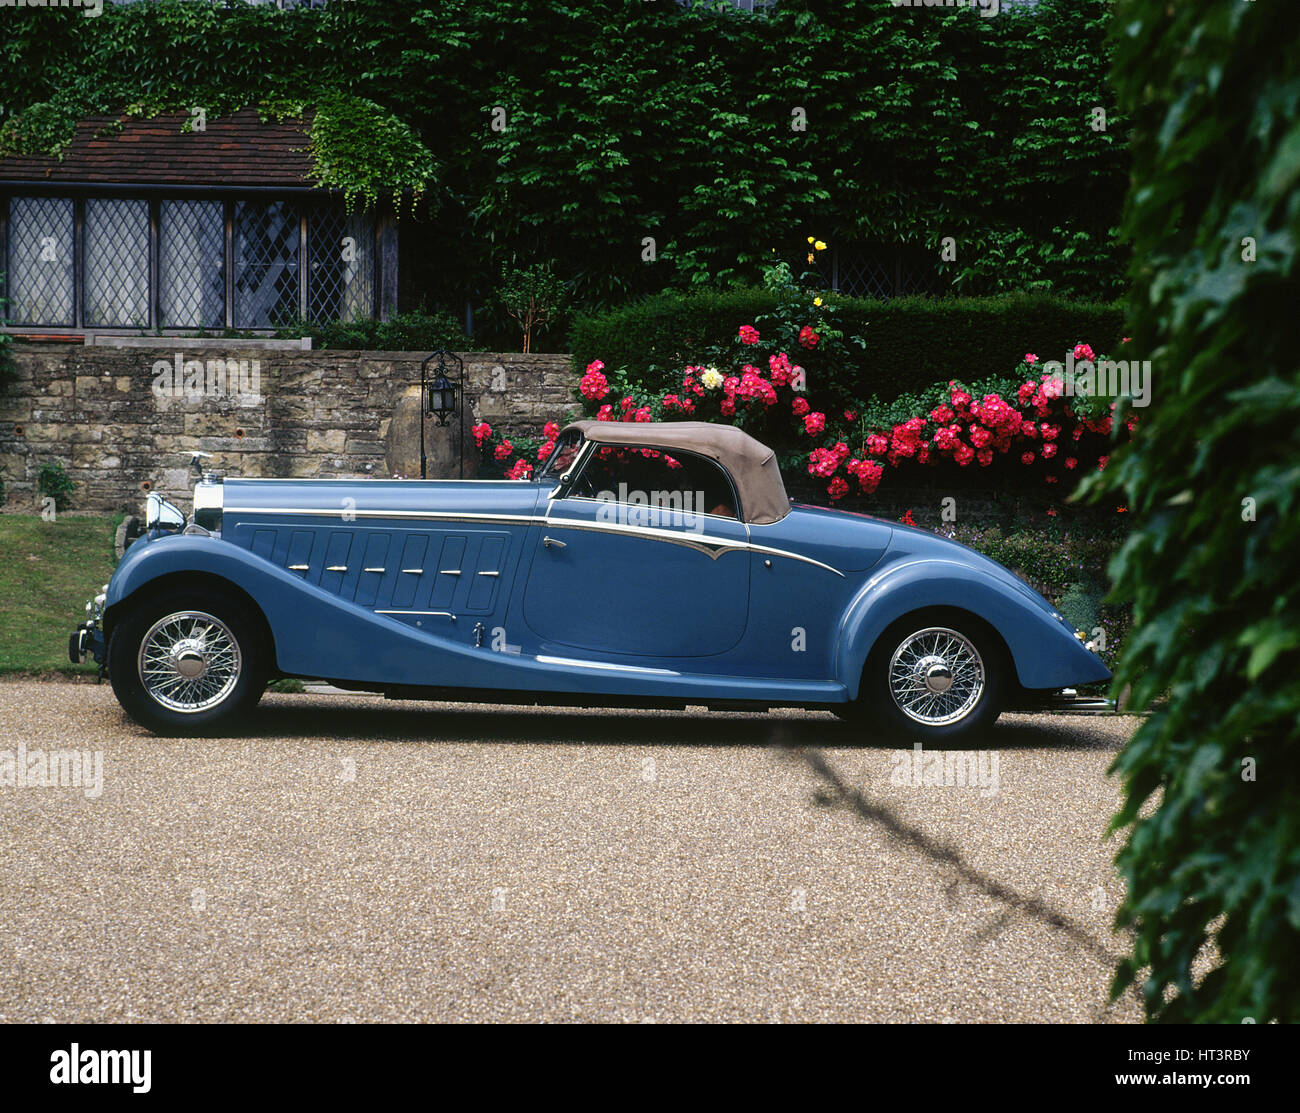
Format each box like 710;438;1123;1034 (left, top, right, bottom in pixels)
0;513;121;675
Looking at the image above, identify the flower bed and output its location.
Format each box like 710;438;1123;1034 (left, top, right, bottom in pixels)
477;263;1138;511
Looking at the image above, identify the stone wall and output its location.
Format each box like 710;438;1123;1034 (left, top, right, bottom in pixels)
0;344;577;512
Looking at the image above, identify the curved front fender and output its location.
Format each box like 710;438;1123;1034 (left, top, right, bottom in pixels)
106;534;446;682
834;558;1112;696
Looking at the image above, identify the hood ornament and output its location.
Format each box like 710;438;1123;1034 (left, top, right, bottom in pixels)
190;452;222;486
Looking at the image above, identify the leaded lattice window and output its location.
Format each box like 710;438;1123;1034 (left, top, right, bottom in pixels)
308;207;374;322
83;198;150;328
234;199;300;328
2;193;384;332
818;246;950;300
159;200;226;329
5;196;75;326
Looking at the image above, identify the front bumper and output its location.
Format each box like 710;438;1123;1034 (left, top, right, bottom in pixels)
69;586;109;673
68;620;107;670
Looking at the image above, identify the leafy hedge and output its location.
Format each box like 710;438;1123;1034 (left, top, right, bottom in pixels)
570;290;1124;403
1092;0;1300;1021
279;311;482;353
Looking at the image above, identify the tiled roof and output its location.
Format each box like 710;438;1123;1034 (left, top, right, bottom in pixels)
0;108;316;188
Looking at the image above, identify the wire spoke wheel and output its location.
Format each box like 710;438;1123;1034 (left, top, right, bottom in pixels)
888;626;985;727
137;610;242;714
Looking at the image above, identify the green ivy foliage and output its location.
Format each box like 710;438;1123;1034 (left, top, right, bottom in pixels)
0;1;435;211
305;92;439;212
0;0;1125;315
1087;0;1300;1022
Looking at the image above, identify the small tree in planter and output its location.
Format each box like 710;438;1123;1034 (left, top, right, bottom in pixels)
497;261;568;353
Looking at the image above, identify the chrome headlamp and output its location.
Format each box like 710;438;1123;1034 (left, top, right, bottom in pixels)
86;584;108;622
192;476;224;534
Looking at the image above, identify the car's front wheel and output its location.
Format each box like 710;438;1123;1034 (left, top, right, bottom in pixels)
856;610;1005;743
109;587;267;734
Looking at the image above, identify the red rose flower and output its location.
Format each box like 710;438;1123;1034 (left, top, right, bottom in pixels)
579;363;609;400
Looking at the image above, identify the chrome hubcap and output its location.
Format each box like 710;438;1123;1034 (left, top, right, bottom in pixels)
889;627;985;726
138;611;241;713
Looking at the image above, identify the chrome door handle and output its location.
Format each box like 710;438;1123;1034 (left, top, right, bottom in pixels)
542;536;566;549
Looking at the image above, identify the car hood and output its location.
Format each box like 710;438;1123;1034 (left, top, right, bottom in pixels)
218;477;544;524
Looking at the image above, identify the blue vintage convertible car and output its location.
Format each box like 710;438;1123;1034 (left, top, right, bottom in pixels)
70;420;1109;738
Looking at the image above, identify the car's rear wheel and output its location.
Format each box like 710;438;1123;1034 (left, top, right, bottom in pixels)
109;587;267;734
853;610;1005;743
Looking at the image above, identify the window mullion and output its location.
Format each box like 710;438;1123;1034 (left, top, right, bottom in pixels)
224;199;234;330
73;196;84;331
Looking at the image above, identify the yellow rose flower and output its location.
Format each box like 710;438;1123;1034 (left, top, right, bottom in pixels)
813;297;823;307
815;240;827;251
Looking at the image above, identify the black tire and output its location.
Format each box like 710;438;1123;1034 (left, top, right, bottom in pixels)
109;586;268;735
849;608;1006;745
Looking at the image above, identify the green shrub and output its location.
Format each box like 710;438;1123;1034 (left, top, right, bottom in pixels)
1090;0;1300;1021
1056;580;1106;639
36;460;75;513
283;311;483;353
570;289;1124;404
0;278;13;392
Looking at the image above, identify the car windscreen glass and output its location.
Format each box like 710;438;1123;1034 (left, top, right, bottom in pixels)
539;430;584;482
568;445;740;520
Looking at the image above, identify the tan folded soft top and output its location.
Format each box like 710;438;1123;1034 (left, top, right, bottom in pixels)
561;420;792;525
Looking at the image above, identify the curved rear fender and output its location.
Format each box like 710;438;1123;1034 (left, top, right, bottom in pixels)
834;559;1112;696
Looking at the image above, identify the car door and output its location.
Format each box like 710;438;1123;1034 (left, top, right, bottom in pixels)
522;444;751;658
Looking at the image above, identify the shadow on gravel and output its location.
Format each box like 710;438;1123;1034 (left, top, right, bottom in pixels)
780;737;1134;1019
217;696;1129;754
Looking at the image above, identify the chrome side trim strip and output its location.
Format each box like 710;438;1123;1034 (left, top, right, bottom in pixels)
374;610;456;619
477;570;500;577
535;655;679;676
746;541;846;578
363;567;385;573
326;565;347;572
226;506;844;577
226;507;536;525
288;564;309;571
542;516;845;577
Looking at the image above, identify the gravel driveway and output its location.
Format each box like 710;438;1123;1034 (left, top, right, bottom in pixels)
0;680;1141;1022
